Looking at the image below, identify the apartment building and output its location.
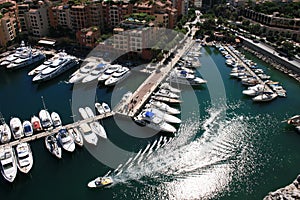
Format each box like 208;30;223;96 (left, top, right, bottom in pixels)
0;14;17;46
17;3;30;32
70;5;88;31
49;5;71;29
76;26;100;48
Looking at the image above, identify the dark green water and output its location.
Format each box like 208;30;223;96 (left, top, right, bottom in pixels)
0;46;299;200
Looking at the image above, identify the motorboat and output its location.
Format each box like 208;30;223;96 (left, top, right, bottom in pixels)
252;92;278;102
258;73;271;80
81;63;107;83
0;147;17;182
10;117;24;139
104;67;130;86
174;66;194;74
51;112;62;127
89;121;107;139
56;128;75;152
146;100;180;115
39;110;53;130
0;118;12;144
95;103;105;115
85;107;95;118
28;56;58;76
155;89;180;99
67;128;83;147
45;135;62;159
78;123;98;145
88;176;113;188
287;115;300;126
159;82;181;93
15;142;33;173
242;84;265;96
23;120;33;137
102;102;111;113
254;69;264;74
31;115;43;132
168;70;207;86
68;62;101;84
241;78;260;86
6;49;45;69
151;95;183;104
79;107;89;119
0;41;30;67
32;52;79;82
134;110;176;133
144;108;181;124
98;64;121;82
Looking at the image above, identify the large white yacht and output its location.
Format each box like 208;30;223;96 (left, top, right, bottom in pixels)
0;118;12;144
0;147;17;182
134;110;176;133
15;142;33;174
98;64;121;82
39;109;53;130
85;107;107;139
144;108;181;124
80;63;107;83
0;41;29;66
252;92;278;102
242;84;265;96
104;67;130;86
56;128;75;152
10;117;24;139
168;70;207;86
32;52;79;82
6;49;45;69
28;55;59;76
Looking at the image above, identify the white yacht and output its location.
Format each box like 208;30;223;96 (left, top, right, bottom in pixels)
67;128;83;147
51;112;62;127
56;128;75;152
79;107;89;119
104;67;130;86
85;107;95;118
81;63;107;83
45;135;62;159
134;110;176;133
0;41;29;66
102;102;111;113
95;103;105;115
89;121;107;139
28;56;58;76
10;117;24;139
31;115;43;132
39;110;53;130
0;147;17;182
242;84;265;96
6;49;45;69
15;142;33;173
78;123;98;145
0;118;12;144
32;52;79;82
144;108;181;124
252;92;278;102
159;82;181;93
98;64;121;82
146;100;180;115
154;89;180;99
69;62;102;84
23;120;33;137
168;70;207;85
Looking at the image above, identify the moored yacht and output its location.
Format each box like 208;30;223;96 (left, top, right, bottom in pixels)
154;89;180;99
0;117;12;144
95;103;105;115
56;128;75;152
78;123;98;145
144;108;181;124
0;147;17;182
31;115;43;132
45;135;62;159
104;67;130;86
252;92;278;102
81;63;107;83
6;49;45;69
10;117;24;139
68;128;84;147
146;100;180;115
98;64;121;82
51;112;62;127
23;120;33;137
39;110;53;130
242;84;265;96
15;142;33;173
159;82;181;94
102;102;111;113
68;62;99;84
28;56;57;76
79;107;89;119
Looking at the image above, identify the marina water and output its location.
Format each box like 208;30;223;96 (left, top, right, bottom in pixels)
0;46;300;199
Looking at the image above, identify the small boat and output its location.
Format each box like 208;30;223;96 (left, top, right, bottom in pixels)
88;176;113;188
95;103;105;115
159;82;181;93
56;128;75;152
0;147;17;182
31;115;43;132
102;102;111;113
15;142;33;173
89;121;107;139
79;107;89;119
146;100;180;115
51;112;62;127
287;115;300;126
78;123;98;145
144;108;181;124
23;120;33;136
252;92;277;102
68;128;84;147
0;117;12;144
39;110;53;130
10;117;24;139
242;84;265;96
45;135;62;159
155;89;180;99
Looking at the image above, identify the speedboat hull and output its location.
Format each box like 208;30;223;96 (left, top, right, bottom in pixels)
88;177;113;188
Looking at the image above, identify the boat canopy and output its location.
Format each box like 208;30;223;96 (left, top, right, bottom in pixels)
24;125;32;132
96;63;106;68
145;111;154;118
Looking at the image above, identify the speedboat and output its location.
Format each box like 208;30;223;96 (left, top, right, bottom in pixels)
168;70;207;86
104;67;130;86
68;62;101;84
146;100;180;115
81;63;107;83
15;142;33;173
39;110;53;130
67;128;84;147
95;103;105;115
154;89;180;99
32;51;79;82
79;107;89;119
151;95;182;104
252;92;277;102
51;112;62;127
88;176;113;188
287;115;300;126
56;128;75;152
0;119;12;144
98;64;121;82
6;49;45;69
0;147;17;182
159;82;181;93
45;135;62;159
242;84;265;96
78;123;98;145
134;110;176;133
89;121;107;139
23;120;33;136
102;102;111;113
241;77;260;86
31;115;43;132
10;117;24;139
144;108;181;124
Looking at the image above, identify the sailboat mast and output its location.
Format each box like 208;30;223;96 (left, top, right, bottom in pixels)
41;96;47;110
